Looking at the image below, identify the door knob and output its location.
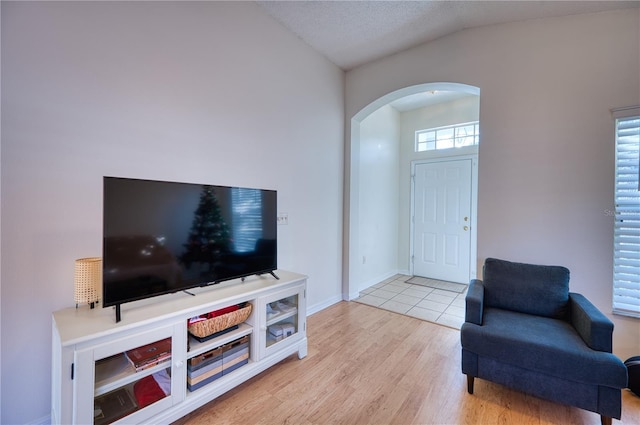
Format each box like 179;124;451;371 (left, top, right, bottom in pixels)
464;226;469;231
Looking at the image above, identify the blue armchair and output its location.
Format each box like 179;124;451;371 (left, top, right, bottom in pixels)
461;258;628;425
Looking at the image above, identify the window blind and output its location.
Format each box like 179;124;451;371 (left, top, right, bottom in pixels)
231;188;263;253
613;110;640;318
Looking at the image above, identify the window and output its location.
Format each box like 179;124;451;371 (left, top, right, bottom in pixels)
612;107;640;318
231;188;263;253
415;121;479;152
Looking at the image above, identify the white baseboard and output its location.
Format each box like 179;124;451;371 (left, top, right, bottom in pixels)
307;294;342;316
346;290;360;301
358;269;402;292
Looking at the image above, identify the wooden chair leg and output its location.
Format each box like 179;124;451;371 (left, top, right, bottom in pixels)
467;375;474;394
601;416;611;425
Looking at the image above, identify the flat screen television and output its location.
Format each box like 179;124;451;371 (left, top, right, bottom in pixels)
103;177;277;321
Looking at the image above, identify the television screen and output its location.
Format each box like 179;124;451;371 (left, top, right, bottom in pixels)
102;177;277;309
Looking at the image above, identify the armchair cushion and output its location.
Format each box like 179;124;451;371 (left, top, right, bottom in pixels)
483;257;570;319
461;307;627;388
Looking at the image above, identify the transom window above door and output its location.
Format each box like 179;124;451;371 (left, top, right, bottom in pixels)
415;121;479;152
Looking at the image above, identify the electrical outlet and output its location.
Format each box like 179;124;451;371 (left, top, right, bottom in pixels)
277;213;288;225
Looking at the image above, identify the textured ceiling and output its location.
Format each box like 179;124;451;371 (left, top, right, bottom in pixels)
257;1;640;71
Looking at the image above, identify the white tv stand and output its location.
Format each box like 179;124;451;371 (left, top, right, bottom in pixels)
52;270;307;425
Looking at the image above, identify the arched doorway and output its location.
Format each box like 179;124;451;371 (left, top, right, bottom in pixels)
344;82;480;300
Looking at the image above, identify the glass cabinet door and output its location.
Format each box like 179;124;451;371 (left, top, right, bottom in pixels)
73;324;184;425
260;284;305;359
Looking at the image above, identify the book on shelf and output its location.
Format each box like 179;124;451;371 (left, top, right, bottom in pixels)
125;338;171;371
94;387;137;425
131;352;172;372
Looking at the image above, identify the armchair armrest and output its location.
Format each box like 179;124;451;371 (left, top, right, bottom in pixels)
569;292;613;352
465;279;484;325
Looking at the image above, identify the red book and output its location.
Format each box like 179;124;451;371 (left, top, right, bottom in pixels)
125;338;172;370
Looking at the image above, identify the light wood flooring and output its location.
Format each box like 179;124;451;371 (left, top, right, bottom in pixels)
174;301;640;425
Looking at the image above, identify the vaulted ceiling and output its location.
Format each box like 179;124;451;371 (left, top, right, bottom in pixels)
257;1;639;71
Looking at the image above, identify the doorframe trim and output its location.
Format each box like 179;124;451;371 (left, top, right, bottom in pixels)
409;154;478;281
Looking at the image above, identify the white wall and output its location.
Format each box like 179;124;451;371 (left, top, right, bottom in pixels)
346;9;640;359
0;4;3;420
397;97;479;273
0;2;344;423
356;105;400;290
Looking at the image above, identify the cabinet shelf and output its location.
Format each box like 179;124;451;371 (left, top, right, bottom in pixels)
266;307;297;327
94;353;171;397
266;333;294;347
187;323;253;358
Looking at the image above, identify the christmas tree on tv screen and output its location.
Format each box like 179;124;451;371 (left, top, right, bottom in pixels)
180;186;231;273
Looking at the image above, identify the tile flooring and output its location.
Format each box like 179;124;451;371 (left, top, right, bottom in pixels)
354;274;467;330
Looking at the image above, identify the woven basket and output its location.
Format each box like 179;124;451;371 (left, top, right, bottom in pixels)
188;304;252;338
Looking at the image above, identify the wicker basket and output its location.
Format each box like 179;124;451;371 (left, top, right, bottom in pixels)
188;304;252;338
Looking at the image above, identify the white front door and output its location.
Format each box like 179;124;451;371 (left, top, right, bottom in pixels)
412;159;472;283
